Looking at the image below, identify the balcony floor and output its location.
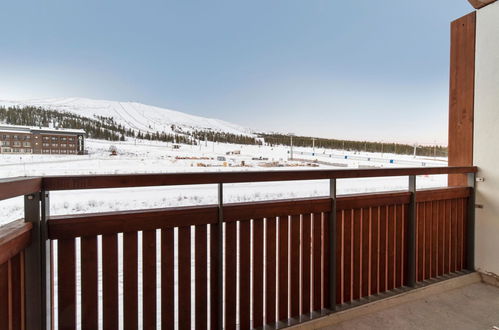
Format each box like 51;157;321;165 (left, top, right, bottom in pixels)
322;282;499;330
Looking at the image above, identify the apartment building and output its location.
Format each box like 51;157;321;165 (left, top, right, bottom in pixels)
0;124;86;155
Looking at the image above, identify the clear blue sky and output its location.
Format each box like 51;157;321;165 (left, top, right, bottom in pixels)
0;0;473;145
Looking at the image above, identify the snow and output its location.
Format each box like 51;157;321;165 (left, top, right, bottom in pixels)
0;97;253;136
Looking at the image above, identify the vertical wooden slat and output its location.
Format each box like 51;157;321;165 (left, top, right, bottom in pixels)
431;202;439;278
266;217;277;325
361;208;370;297
278;215;289;321
387;205;395;290
375;206;380;292
424;202;432;280
352;209;361;300
416;203;424;282
195;225;208;330
209;224;219;330
253;219;264;328
379;206;387;292
162;228;174;330
0;262;8;330
81;236;98;330
312;212;323;309
302;214;312;312
462;198;468;270
437;201;445;277
102;234;119;330
10;254;22;330
456;199;464;270
225;222;237;330
124;232;138;330
342;210;353;303
58;239;76;330
239;220;251;330
446;200;452;274
322;212;330;309
335;210;343;305
142;230;157;329
179;226;192;330
451;199;458;272
395;205;403;288
290;215;301;317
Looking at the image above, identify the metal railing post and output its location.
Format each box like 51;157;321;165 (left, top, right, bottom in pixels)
329;178;337;311
466;172;476;271
217;183;224;330
406;175;417;287
24;190;51;330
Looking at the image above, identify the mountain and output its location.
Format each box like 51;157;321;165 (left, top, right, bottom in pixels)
0;97;254;137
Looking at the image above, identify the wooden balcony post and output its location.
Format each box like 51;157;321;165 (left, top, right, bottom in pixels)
466;173;476;271
406;176;417;287
24;191;51;330
329;179;337;311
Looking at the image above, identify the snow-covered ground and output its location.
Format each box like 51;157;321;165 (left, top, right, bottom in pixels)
0;138;447;225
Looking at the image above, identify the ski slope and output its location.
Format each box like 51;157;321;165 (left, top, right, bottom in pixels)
0;97;253;136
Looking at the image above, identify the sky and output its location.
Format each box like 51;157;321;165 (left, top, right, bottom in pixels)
0;0;473;145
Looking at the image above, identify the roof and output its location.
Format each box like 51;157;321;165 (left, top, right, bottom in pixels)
0;124;86;135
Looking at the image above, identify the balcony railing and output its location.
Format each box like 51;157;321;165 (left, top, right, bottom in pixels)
0;166;477;329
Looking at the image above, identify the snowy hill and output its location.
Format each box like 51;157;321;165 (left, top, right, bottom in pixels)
0;97;253;136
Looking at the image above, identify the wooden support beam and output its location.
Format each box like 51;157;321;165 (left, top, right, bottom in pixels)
468;0;497;9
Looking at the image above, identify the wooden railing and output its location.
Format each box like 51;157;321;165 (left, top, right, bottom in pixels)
0;166;477;329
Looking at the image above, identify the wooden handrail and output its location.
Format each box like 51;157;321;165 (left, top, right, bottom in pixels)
0;177;42;201
41;166;477;191
0;219;32;265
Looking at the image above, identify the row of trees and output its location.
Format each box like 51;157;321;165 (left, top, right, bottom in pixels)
260;133;448;157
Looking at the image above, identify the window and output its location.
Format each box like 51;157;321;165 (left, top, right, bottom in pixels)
51;137;58;141
23;142;31;147
23;135;31;140
60;150;67;154
43;149;50;154
68;150;76;154
43;143;50;147
68;137;75;141
61;137;67;141
13;148;20;153
51;150;59;154
13;141;21;147
60;143;67;147
51;143;58;147
24;148;32;153
1;141;8;147
69;143;75;147
1;147;11;153
13;135;19;140
2;134;10;139
43;136;50;141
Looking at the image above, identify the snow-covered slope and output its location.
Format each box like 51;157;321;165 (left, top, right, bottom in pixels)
0;97;253;136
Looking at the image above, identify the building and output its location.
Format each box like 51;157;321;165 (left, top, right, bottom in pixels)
0;124;86;155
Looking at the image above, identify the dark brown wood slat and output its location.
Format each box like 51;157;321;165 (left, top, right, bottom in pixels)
290;215;301;317
425;202;432;280
124;232;138;330
142;230;157;329
462;198;468;270
225;222;237;330
0;177;41;201
457;199;464;270
302;213;312;312
338;192;410;210
379;206;387;292
312;213;323;309
278;216;289;321
102;234;119;330
342;210;353;303
361;208;370;297
253;219;264;328
41;166;477;191
48;205;218;239
195;225;208;330
370;207;379;295
402;205;408;286
10;253;23;330
81;236;98;330
395;205;403;288
451;199;458;273
209;224;219;330
162;228;174;330
445;200;451;274
352;209;361;300
431;202;439;278
416;187;471;203
58;239;76;330
266;217;277;325
0;220;32;265
387;205;395;290
239;220;251;330
323;212;330;309
416;203;424;282
335;211;343;305
436;201;444;277
179;226;191;330
225;198;331;222
0;261;8;330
